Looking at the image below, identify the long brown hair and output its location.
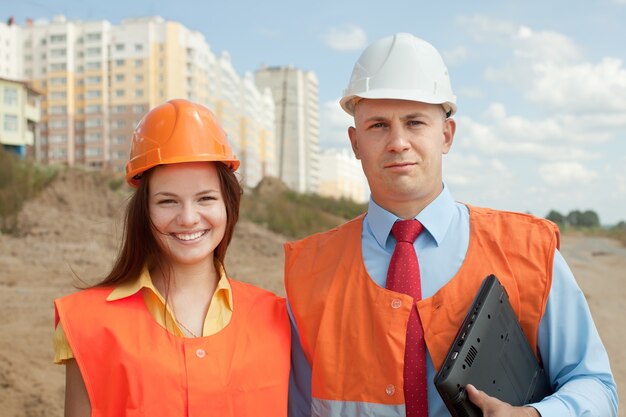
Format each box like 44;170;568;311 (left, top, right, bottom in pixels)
97;162;242;287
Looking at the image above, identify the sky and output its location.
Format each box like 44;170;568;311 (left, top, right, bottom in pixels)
3;0;626;224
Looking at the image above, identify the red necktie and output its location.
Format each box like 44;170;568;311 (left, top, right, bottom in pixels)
386;220;428;417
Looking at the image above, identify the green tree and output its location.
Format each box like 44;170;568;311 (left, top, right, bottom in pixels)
578;210;600;227
546;210;565;225
566;209;600;228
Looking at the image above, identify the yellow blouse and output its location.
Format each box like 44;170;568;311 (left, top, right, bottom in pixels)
54;264;233;364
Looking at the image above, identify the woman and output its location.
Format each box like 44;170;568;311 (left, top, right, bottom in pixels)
53;99;290;416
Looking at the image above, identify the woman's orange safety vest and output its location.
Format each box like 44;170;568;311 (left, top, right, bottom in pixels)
54;279;291;417
285;206;559;413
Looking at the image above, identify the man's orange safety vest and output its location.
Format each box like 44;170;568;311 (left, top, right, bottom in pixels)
285;206;559;413
55;279;291;417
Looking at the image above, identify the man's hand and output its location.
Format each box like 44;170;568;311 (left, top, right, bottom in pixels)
466;384;540;417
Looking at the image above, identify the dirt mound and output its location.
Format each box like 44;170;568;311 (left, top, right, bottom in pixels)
253;176;289;197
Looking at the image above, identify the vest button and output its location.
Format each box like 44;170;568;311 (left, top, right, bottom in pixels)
385;384;395;396
391;299;402;309
195;348;206;358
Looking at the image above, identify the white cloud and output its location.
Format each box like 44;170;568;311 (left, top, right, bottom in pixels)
442;46;469;65
456;15;517;43
538;162;597;186
455;87;483;99
323;24;367;52
462;17;626;116
512;25;582;65
527;58;626;114
455;114;607;162
482;102;507;121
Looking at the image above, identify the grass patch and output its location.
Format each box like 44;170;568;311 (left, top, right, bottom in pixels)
0;148;58;234
241;179;367;239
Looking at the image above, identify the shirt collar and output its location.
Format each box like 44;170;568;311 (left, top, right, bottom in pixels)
106;261;233;310
366;183;457;249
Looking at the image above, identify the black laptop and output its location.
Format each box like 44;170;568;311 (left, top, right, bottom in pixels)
433;275;552;417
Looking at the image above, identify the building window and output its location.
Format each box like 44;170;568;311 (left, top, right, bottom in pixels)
49;119;67;129
112;105;126;113
114;120;126;128
50;91;67;100
134;74;143;83
135;44;143;52
50;77;66;85
85;104;102;114
132;105;145;113
86;32;101;41
86;90;102;99
49;105;66;115
86;147;102;157
50;34;66;43
50;48;66;58
115;44;125;51
134;89;143;98
115;59;125;67
3;87;18;106
49;134;65;143
115;74;125;82
49;62;66;71
86;133;102;142
134;59;142;67
3;114;18;132
85;118;102;128
115;89;125;97
86;47;101;56
86;76;102;84
86;61;102;70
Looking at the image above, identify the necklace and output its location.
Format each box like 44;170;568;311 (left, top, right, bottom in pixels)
174;317;200;338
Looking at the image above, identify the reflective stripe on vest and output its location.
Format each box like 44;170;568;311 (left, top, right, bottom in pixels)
285;205;559;411
55;279;291;417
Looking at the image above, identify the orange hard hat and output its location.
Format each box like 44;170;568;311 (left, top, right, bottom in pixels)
125;99;240;187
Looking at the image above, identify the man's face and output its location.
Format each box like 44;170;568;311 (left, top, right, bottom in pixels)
349;99;455;217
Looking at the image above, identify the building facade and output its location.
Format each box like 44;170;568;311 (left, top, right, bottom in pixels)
255;65;320;194
13;15;274;187
0;77;41;158
0;18;22;80
318;148;368;203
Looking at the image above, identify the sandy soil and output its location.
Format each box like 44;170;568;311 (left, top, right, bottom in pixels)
0;170;623;416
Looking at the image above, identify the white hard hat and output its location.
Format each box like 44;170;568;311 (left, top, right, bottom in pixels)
340;33;457;117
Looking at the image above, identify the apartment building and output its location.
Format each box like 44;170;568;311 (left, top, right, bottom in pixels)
15;15;275;187
255;65;320;194
318;148;368;203
0;18;21;79
0;77;41;158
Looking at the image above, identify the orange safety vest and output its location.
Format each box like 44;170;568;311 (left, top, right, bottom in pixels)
54;279;291;417
285;205;559;412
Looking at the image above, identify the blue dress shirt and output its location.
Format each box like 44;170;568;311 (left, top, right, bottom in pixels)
288;184;618;417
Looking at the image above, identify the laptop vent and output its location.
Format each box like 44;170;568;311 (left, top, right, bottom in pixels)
464;345;478;367
452;401;471;417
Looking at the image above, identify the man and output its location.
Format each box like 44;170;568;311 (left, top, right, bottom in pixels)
286;33;618;417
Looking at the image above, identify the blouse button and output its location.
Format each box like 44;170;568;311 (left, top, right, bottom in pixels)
385;384;395;396
391;299;402;309
195;348;206;358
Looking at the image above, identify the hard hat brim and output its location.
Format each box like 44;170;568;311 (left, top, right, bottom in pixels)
340;89;457;117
